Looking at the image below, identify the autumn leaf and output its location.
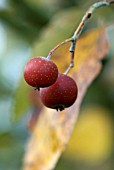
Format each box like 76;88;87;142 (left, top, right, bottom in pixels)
22;27;109;170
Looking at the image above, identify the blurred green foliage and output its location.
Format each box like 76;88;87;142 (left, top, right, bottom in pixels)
0;0;114;170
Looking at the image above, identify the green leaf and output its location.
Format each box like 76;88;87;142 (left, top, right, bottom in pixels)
11;78;31;122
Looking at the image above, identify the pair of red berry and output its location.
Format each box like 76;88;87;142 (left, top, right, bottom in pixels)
24;57;78;111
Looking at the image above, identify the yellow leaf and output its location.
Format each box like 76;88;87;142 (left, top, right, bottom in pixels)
22;27;109;170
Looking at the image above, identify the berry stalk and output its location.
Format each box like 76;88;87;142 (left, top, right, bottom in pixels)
47;37;73;59
47;0;114;74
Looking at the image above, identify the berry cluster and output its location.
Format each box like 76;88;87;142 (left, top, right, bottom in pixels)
24;56;78;111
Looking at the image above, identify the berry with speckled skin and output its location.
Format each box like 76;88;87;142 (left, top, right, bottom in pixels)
40;73;78;111
24;57;58;89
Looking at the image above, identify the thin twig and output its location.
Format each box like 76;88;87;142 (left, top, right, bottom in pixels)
68;0;114;73
47;38;73;59
70;1;112;52
64;51;74;75
47;1;114;74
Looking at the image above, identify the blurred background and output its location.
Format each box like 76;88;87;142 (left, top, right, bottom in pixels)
0;0;114;170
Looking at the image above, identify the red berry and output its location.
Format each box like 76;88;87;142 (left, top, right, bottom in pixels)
40;73;78;111
24;57;58;89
